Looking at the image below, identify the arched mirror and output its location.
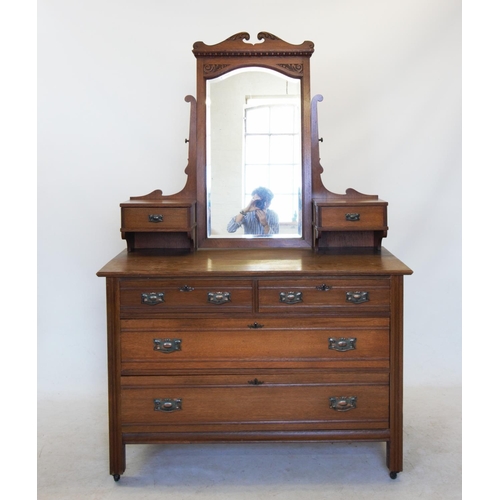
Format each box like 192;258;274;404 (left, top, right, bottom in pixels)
207;68;302;239
194;32;315;249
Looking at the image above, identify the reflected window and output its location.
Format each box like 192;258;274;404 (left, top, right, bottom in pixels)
244;98;301;227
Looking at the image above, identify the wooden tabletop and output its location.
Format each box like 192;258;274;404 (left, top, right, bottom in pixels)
97;247;412;278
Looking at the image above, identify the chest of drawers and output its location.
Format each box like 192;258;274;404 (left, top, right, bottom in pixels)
97;247;412;480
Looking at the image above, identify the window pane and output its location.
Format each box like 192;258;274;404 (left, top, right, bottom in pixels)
269;165;294;194
245;164;268;192
246;106;270;134
245;135;269;164
269;135;294;164
270;105;296;133
272;194;296;223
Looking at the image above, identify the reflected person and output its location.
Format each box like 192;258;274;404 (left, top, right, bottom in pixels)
227;187;279;235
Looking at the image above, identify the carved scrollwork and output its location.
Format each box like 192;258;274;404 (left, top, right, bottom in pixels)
204;63;231;74
277;63;303;74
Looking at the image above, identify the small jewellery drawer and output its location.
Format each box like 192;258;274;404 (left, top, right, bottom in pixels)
314;204;387;230
121;373;389;431
121;204;195;232
120;317;389;371
120;279;253;316
258;278;390;313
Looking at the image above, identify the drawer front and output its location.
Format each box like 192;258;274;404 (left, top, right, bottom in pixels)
316;205;387;230
121;317;389;371
121;206;195;232
120;279;253;316
258;278;390;313
121;374;389;429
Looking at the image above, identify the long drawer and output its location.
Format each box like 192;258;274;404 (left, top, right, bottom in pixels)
258;278;390;313
120;317;389;372
121;373;389;432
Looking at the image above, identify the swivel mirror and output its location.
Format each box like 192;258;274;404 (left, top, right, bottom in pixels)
193;32;315;249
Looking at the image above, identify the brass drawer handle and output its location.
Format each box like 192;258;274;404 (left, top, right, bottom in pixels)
329;337;357;352
248;322;264;329
148;214;164;223
154;398;182;412
141;292;165;305
153;338;182;354
207;291;231;305
345;213;360;221
346;291;369;304
279;291;303;304
329;396;357;412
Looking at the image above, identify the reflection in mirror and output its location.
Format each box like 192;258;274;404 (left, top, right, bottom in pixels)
207;68;302;238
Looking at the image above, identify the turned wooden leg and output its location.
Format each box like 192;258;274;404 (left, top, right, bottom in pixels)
109;440;125;480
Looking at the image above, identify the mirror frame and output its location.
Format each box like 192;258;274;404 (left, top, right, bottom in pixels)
192;32;315;249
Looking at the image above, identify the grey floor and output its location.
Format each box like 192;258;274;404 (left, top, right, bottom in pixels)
38;386;461;499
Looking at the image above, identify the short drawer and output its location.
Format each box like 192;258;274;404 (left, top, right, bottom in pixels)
121;205;195;232
120;317;390;372
315;204;387;230
258;278;390;313
121;373;389;430
120;279;253;316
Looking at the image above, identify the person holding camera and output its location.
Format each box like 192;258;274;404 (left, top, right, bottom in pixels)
227;186;279;235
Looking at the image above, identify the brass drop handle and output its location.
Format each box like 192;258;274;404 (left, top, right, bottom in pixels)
279;291;303;304
346;291;369;304
207;291;231;305
141;292;165;305
154;398;182;412
329;396;357;412
153;338;182;354
329;337;357;352
148;214;164;223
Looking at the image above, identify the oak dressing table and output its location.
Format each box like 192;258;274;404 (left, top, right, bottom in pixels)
97;32;412;481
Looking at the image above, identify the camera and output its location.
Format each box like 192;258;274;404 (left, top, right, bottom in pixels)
254;199;265;210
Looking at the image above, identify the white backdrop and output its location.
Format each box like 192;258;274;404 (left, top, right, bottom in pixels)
38;0;461;397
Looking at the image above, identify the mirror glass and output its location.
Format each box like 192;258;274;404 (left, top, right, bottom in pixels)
206;68;302;238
